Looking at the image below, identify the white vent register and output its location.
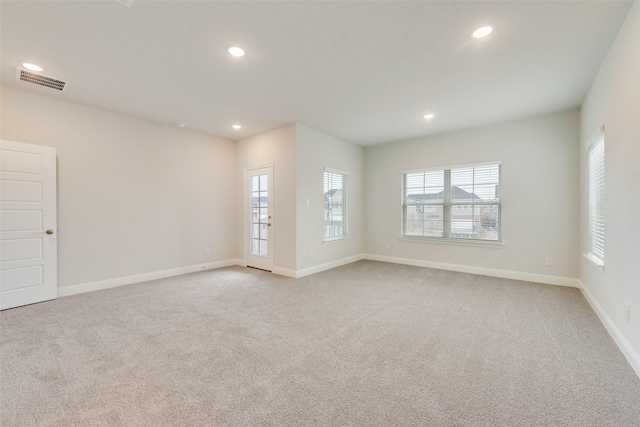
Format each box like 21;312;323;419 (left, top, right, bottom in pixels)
16;68;68;91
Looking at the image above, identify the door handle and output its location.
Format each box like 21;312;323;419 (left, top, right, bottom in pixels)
46;229;54;235
267;223;271;227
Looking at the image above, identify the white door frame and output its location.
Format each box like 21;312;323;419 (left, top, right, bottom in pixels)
244;164;274;271
1;139;57;310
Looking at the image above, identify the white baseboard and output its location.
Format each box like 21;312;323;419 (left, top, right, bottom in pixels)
235;260;297;278
271;266;297;278
295;254;365;278
363;254;581;288
238;255;365;279
58;259;239;297
579;281;640;379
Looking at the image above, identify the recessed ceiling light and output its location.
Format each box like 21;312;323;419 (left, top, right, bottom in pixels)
175;122;186;128
424;114;435;120
227;46;245;57
232;124;242;130
472;25;495;39
22;63;43;72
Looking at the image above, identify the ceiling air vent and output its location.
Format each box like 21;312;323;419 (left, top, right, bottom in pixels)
16;68;68;91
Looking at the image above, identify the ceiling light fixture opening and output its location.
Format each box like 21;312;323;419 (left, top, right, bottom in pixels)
472;25;495;39
22;63;43;72
227;46;245;57
232;124;242;130
424;114;435;120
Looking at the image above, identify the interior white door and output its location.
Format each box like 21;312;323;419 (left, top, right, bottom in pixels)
245;165;273;271
1;140;57;310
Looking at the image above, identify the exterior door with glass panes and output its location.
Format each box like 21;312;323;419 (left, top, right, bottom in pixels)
245;166;273;271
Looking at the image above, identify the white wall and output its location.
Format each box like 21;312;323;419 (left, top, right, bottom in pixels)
580;2;640;366
296;124;364;271
236;124;297;272
364;109;580;279
1;86;237;288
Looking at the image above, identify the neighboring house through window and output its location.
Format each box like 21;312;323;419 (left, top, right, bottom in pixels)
402;162;501;242
324;168;348;240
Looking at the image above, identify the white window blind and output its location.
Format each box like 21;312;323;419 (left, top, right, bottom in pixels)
324;169;347;240
403;163;501;242
403;169;445;238
588;135;605;262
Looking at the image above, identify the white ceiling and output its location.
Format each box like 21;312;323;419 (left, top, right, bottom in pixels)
0;0;633;146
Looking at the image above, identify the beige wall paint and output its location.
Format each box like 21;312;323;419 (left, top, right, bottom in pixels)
296;124;364;270
236;124;297;271
364;109;580;279
1;86;237;288
580;3;640;360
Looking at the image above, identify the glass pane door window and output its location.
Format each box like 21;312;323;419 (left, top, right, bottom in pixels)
250;173;269;257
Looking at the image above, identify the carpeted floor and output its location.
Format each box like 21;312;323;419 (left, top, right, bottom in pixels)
1;260;639;426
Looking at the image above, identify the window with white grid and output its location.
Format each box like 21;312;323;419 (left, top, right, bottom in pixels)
324;168;348;240
402;163;501;242
588;134;605;264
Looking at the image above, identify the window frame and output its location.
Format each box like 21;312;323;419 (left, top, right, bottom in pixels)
584;131;605;270
323;167;349;242
401;161;502;245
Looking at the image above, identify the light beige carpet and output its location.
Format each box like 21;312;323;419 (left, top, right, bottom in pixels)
1;260;639;426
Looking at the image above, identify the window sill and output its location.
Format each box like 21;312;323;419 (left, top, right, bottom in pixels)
324;236;350;244
399;236;504;248
583;252;605;272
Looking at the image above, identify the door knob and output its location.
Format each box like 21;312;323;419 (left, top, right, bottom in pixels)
267;223;271;227
46;229;54;234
